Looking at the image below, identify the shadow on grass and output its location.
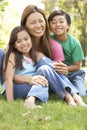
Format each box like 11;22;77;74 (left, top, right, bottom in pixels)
49;93;61;102
0;93;6;100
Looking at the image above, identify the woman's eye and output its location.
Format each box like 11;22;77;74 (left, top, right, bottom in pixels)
16;40;21;43
51;21;56;24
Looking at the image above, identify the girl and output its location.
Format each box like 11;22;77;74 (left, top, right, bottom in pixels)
3;26;49;108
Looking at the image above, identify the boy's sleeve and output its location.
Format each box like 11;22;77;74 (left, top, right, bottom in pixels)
72;41;84;62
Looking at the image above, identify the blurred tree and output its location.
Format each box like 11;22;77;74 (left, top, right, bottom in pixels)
0;0;20;48
0;0;8;48
0;0;8;11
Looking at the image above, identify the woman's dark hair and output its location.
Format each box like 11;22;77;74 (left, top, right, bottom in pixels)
5;26;36;71
21;5;53;59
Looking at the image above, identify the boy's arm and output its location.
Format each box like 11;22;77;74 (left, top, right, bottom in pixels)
54;61;81;75
67;61;81;72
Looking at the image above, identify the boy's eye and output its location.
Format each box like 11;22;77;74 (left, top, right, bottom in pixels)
60;20;64;23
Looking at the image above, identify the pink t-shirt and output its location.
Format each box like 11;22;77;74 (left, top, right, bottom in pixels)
50;38;64;62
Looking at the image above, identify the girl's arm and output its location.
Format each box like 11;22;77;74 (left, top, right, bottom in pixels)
13;52;48;86
14;74;48;86
13;51;46;84
13;74;32;84
5;53;15;101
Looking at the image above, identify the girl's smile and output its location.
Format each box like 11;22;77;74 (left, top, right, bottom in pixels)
14;30;32;57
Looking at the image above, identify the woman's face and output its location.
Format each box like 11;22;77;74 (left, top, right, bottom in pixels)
26;12;46;38
14;30;32;57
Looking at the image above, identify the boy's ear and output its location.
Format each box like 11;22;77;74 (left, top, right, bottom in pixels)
67;24;71;29
68;24;71;27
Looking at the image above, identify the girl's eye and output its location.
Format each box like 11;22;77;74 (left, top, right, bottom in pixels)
24;36;30;41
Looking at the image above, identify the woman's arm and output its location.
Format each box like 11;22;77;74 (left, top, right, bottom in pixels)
13;51;48;86
13;74;32;84
14;74;48;87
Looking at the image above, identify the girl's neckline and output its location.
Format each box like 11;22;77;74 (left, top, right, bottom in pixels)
23;55;32;64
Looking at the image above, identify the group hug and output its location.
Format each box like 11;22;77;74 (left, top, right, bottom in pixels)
0;4;87;109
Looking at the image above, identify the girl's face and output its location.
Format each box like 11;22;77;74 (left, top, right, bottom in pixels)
49;15;70;36
26;12;46;38
14;30;32;57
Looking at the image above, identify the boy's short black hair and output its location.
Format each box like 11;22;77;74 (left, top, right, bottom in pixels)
48;9;71;25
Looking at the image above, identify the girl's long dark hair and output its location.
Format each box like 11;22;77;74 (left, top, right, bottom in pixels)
4;26;36;71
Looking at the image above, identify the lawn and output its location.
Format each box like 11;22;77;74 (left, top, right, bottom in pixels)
0;91;87;130
0;71;87;130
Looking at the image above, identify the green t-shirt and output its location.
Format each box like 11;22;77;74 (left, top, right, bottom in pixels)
51;34;84;66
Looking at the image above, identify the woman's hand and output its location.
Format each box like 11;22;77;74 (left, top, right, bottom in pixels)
53;62;68;75
30;75;48;86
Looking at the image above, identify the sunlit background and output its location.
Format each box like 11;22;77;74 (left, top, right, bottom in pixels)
4;0;45;25
0;0;87;65
1;0;45;47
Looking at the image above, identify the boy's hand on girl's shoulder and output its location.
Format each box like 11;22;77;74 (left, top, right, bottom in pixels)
53;62;68;75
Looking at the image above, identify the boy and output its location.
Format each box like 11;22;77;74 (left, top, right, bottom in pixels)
48;9;87;96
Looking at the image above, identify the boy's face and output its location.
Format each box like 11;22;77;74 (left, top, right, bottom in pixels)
49;15;70;36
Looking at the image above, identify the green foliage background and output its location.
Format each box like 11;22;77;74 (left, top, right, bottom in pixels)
44;0;87;58
0;0;87;58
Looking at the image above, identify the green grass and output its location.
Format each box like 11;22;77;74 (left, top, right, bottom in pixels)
0;74;87;130
0;93;87;130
